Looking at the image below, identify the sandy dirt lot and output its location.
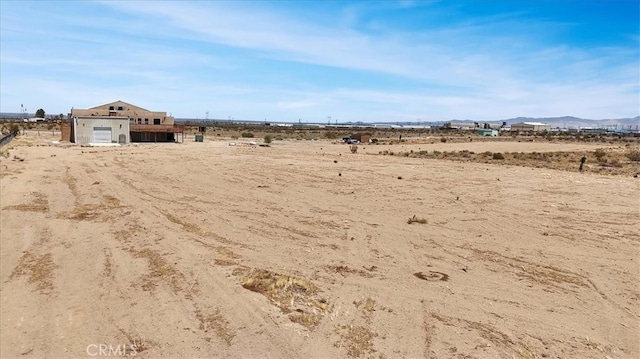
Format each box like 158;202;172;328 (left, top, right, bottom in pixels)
1;134;638;358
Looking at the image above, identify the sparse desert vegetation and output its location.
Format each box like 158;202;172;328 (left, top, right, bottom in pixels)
379;147;640;176
0;132;638;358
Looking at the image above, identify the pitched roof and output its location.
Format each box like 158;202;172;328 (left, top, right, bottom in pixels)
89;100;150;112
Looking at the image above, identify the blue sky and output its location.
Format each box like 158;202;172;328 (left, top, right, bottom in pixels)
1;1;638;122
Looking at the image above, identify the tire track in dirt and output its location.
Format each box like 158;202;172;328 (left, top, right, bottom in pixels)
420;300;433;359
586;278;639;320
90;167;307;355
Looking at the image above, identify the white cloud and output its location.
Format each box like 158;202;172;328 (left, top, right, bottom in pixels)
1;1;637;121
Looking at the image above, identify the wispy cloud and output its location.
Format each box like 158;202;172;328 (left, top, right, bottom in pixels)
1;1;637;121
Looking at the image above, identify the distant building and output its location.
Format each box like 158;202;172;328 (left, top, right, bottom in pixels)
510;122;551;132
351;133;371;143
24;117;45;123
448;123;475;130
68;100;184;143
477;129;498;137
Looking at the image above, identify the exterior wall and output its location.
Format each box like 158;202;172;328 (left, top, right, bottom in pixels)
71;101;174;125
60;122;73;142
130;132;175;142
511;123;534;132
74;117;130;144
534;124;551;132
511;123;551;132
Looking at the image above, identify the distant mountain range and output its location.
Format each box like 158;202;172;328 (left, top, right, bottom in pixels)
0;112;637;129
499;116;640;129
350;116;639;129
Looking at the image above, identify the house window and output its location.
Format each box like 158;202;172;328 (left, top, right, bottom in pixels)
144;118;149;124
153;118;161;125
117;106;124;111
109;106;115;110
137;118;141;124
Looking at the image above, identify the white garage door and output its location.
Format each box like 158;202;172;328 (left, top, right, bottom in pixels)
93;127;112;143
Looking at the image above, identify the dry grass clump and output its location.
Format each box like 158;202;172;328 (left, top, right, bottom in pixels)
3;192;49;212
354;298;376;312
63;168;78;196
162;211;209;236
231;265;250;277
241;269;318;307
325;265;374;278
289;311;324;329
118;328;155;354
472;248;586;289
195;308;236;345
626;149;640;162
10;251;55;293
64;195;121;221
130;248;184;292
334;324;378;358
517;341;539;359
216;246;240;259
67;204;104;220
213;259;237;267
102;195;120;207
241;269;330;329
407;215;427;224
103;251;113;278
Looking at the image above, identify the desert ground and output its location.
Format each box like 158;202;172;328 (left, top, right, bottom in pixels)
1;132;638;358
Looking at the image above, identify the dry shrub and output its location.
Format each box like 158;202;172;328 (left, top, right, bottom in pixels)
407;215;427;224
626;149;640;162
289;311;324;329
593;148;606;161
334;325;378;358
517;341;539;359
241;269;330;328
241;269;318;308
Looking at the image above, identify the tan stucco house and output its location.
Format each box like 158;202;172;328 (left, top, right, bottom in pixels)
66;100;184;142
